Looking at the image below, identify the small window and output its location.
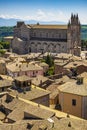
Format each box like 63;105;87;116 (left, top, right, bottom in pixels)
72;99;76;106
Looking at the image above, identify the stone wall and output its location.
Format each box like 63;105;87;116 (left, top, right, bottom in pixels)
0;61;6;75
31;28;67;39
32;94;49;107
20;24;30;41
12;37;28;54
30;40;67;53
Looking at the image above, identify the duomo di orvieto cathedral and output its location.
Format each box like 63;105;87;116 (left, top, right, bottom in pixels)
11;14;81;56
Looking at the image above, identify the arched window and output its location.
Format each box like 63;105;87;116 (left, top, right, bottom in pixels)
31;42;34;45
38;42;41;45
44;42;47;45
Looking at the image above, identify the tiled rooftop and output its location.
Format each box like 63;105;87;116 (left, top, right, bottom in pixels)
46;84;59;99
15;75;32;82
58;81;87;96
10;87;50;101
0;75;13;81
0;92;87;130
29;24;67;29
64;61;87;69
5;98;54;122
0;80;12;88
32;75;49;86
6;62;43;72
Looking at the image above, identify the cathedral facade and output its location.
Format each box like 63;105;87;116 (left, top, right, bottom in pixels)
12;14;81;56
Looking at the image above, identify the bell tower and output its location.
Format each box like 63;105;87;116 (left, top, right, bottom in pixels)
67;13;81;56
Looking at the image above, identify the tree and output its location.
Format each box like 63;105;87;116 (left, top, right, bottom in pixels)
81;40;87;50
0;44;3;49
0;41;10;49
46;66;54;76
45;54;54;67
0;49;6;55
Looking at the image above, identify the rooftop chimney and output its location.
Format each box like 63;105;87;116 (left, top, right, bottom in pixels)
77;77;83;85
68;122;71;127
67;113;70;118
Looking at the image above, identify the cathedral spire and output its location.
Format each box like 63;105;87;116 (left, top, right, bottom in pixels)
68;20;70;27
67;13;81;56
70;13;80;25
76;13;78;19
71;13;73;19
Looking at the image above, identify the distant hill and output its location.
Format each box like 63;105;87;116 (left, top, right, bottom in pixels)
0;26;13;41
0;18;19;26
0;18;66;26
81;25;87;40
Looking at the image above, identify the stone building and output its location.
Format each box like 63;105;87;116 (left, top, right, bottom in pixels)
10;83;50;107
6;61;43;78
0;80;12;93
0;60;7;75
58;77;87;119
11;14;81;56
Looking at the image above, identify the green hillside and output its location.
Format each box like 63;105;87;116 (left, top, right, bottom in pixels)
81;25;87;40
0;26;13;41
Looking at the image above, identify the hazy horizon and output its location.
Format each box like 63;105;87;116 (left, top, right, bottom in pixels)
0;0;87;24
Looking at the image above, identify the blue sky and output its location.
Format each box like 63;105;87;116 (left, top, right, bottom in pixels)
0;0;87;24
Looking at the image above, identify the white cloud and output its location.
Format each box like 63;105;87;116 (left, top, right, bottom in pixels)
79;15;87;24
0;14;21;19
34;9;68;22
37;9;46;17
35;9;47;21
0;9;68;22
0;9;87;24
